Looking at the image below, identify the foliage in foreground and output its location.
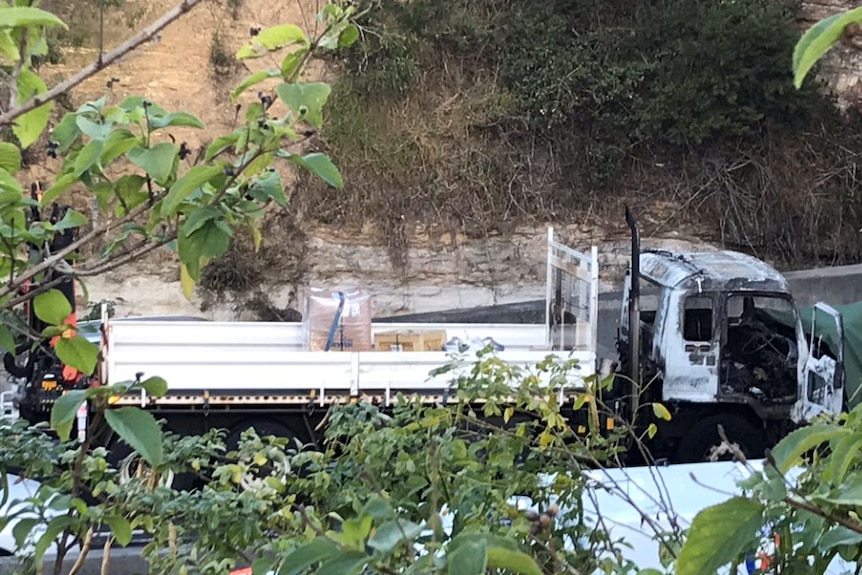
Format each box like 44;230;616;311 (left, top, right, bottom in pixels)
0;0;358;379
0;353;683;575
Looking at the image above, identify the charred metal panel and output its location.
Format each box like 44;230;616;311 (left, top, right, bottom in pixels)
640;251;790;294
657;289;721;403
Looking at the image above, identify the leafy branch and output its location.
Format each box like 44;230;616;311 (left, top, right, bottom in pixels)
0;0;205;127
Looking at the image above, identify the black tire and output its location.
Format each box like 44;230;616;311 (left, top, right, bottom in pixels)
676;414;766;464
225;419;297;452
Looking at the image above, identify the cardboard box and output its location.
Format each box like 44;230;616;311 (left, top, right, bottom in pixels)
305;287;373;351
374;329;448;352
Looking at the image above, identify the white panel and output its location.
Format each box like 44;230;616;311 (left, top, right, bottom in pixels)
104;319;595;398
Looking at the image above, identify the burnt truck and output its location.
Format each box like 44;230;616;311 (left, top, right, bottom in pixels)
612;209;845;463
0;199;849;470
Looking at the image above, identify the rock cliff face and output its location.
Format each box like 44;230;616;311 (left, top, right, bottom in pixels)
36;0;862;319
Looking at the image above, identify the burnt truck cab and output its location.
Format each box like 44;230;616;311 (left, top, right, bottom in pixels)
616;212;844;462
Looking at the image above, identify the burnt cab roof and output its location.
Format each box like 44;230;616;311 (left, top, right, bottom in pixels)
639;249;791;294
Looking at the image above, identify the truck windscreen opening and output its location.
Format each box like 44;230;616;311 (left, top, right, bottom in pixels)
722;293;799;405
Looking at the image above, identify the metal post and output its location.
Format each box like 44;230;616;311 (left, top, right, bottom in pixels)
590;246;599;357
625;206;640;387
545;227;554;349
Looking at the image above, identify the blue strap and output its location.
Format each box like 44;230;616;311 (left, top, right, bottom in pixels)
325;292;346;351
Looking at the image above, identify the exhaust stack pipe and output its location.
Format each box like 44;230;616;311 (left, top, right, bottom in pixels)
625;206;640;387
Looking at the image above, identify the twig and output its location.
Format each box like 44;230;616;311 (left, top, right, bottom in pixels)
7;29;28;111
0;197;159;302
67;526;94;575
0;0;205;127
99;534;113;575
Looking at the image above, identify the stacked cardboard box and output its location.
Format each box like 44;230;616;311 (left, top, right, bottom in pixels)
374;329;448;352
304;287;373;351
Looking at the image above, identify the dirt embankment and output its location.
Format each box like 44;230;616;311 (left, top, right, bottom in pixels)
22;0;861;319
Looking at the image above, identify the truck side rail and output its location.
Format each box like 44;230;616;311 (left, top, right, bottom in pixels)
103;320;596;407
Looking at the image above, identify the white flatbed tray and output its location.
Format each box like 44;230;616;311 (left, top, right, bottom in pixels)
103;320;596;407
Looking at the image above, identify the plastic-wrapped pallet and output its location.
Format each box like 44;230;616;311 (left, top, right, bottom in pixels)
304;287;373;351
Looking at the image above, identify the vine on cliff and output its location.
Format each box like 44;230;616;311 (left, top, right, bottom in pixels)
304;0;862;268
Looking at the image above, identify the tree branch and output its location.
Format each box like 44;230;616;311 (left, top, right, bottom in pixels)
75;236;174;277
0;196;160;303
0;0;205;127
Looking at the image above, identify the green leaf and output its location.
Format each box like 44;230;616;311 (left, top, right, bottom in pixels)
0;167;22;195
248;169;286;206
73;139;103;177
276;82;331;128
104;515;132;546
33;515;74;563
51;114;81;153
34;289;72;325
50;389;87;441
104;407;164;466
256;24;308;50
486;546;543;575
761;464;787;502
51;209;87;231
205;134;239;161
280;49;307;79
40;173;77;206
148;111;205;130
140;376;168;397
161;165;223;216
820;526;862;550
75;116;111;141
793;6;862;88
0;324;14;354
180;263;196;300
100;129;140;165
447;538;488;575
252;557;276;575
770;424;849;474
128;143;178;185
652;402;671;421
180;206;221;237
115;174;148;212
237;24;308;59
288;152;343;189
278;537;339;575
367;518;423;553
316;550;368;575
339;24;359;48
362;496;394;520
13;70;51;149
816;475;862;506
12;517;39;547
0;30;19;60
0;6;68;29
824;432;862;485
56;335;98;375
0;142;21;173
675;497;763;575
340;515;373;550
231;69;281;102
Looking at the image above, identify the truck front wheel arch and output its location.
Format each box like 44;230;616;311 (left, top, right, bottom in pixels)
675;413;766;464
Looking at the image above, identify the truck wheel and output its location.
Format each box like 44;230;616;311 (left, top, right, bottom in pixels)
676;414;765;464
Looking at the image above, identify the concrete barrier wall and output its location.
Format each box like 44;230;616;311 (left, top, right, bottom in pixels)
784;263;862;308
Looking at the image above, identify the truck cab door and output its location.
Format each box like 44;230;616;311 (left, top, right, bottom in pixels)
795;302;845;422
660;293;720;401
